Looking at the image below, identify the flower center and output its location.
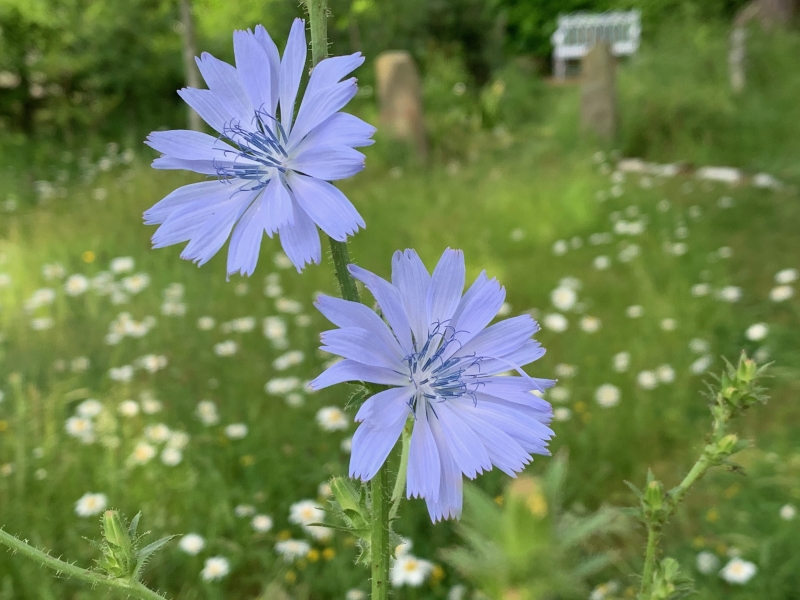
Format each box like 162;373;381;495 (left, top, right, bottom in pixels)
217;109;289;190
405;323;483;412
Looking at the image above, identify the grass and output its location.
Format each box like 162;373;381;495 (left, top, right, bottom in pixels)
1;20;800;600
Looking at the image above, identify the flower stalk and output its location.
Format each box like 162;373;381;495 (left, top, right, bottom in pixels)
636;353;769;600
305;1;390;597
0;517;168;600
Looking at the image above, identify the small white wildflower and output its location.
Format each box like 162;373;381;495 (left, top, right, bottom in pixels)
197;316;215;330
390;554;434;587
109;365;134;383
593;255;611;270
316;407;349;431
213;340;238;357
178;533;205;555
691;283;711;297
340;437;353;453
580;316;601;333
637;370;658;389
76;399;102;418
717;286;742;302
224;423;248;440
75;492;107;517
697;551;720;574
613;351;630;372
64;274;90;296
167;431;190;450
660;318;677;331
273;350;304;371
144;424;171;443
780;504;796;520
118;400;140;417
543;313;568;332
745;323;769;341
276;298;302;314
554;364;577;378
196;400;219;426
121;273;150;294
625;305;644;318
200;556;230;582
552;240;568;256
265;377;301;395
161;447;183;466
719;557;756;584
70;357;90;372
65;416;94;439
130;441;157;465
110;256;134;274
234;504;256;518
251;514;273;533
775;268;797;285
275;539;310;562
595;384;621;408
769;285;794;302
553;407;572;422
656;364;675;383
690;355;714;375
550;286;577;311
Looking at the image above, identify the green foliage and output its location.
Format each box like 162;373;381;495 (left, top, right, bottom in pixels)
441;453;628;599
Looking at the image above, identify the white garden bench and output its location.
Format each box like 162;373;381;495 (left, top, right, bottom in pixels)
551;11;642;79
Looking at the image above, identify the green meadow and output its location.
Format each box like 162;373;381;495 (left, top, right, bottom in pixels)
0;7;799;600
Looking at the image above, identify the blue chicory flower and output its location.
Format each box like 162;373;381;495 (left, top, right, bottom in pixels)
144;19;375;275
310;248;555;521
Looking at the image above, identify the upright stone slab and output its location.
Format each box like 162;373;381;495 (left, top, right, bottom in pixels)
580;42;617;141
375;51;428;159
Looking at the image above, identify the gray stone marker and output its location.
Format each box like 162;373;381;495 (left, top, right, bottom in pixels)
375;51;428;159
580;42;617;141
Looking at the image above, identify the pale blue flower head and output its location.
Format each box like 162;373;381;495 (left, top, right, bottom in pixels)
144;19;375;275
311;249;555;521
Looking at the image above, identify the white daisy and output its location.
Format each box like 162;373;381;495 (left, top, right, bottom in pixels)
390;554;434;587
178;533;205;555
251;514;273;533
595;384;621;408
315;407;348;431
200;556;230;581
719;557;756;584
75;492;107;517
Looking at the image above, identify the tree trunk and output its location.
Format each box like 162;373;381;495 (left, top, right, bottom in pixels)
179;0;202;131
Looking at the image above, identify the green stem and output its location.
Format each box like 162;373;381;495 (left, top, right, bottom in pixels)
669;455;711;508
371;467;390;600
389;423;412;521
305;2;391;598
329;237;361;303
638;524;660;599
0;528;167;600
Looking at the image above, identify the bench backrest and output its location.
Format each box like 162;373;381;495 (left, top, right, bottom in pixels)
552;11;642;60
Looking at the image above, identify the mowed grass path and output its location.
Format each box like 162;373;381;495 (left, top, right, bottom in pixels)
0;132;799;599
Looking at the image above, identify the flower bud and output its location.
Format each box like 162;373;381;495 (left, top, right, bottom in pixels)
717;434;738;454
645;479;664;511
103;510;130;549
737;358;757;383
330;477;362;515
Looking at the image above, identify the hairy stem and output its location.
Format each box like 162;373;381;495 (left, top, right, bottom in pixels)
329;237;361;303
639;524;661;598
371;467;390;600
306;2;390;597
0;529;167;600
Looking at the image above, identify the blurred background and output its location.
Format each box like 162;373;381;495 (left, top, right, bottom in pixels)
0;0;799;598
